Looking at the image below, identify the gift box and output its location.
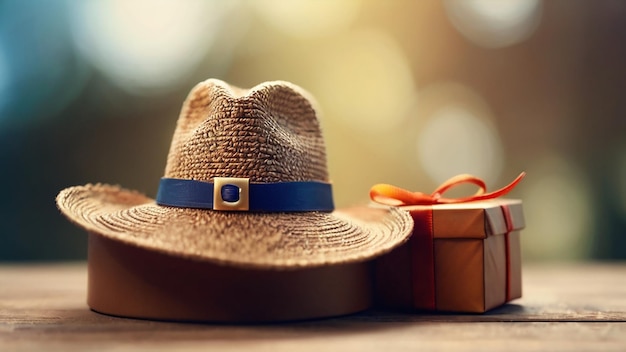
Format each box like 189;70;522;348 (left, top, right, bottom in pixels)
371;174;525;313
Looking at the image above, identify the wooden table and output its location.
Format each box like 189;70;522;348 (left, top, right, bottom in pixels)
1;262;625;351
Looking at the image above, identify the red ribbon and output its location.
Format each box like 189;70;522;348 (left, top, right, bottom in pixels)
371;172;525;310
370;172;525;206
501;204;514;302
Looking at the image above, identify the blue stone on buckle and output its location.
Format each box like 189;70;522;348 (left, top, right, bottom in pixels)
213;177;250;211
221;184;240;203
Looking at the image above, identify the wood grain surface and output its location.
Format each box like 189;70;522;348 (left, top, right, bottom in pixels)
1;262;625;351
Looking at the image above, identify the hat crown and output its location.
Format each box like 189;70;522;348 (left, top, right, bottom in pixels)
164;79;329;183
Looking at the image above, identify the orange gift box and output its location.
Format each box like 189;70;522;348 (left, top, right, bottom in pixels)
370;173;526;313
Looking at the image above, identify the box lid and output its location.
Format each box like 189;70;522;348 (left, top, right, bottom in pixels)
401;199;524;239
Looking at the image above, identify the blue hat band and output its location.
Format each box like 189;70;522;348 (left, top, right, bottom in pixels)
156;177;334;212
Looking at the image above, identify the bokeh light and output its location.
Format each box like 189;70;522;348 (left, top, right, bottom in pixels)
309;29;416;134
69;0;236;94
521;153;593;260
444;0;542;48
253;0;360;38
414;82;503;185
0;0;88;127
417;105;503;185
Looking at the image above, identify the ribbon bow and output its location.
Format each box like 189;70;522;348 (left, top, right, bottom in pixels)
370;172;526;206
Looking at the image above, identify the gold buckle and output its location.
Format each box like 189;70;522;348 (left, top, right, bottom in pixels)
213;177;250;211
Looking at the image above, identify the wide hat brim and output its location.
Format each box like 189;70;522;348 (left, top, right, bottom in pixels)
57;183;413;269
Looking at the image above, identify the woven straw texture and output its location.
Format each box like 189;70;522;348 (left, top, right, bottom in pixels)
56;79;413;269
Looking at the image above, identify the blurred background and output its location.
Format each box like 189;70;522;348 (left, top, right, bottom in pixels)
0;0;624;262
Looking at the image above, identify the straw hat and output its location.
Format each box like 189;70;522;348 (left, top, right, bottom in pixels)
56;79;412;269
